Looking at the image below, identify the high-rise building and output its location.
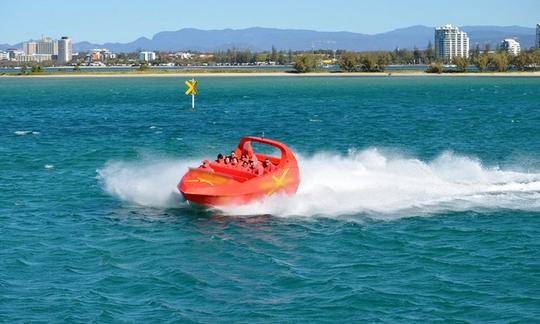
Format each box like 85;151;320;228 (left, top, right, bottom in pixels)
57;36;72;64
435;24;469;60
536;23;540;49
139;51;156;62
501;39;520;56
23;42;37;55
36;36;58;55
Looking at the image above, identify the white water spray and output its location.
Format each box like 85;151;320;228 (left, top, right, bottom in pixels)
97;157;196;208
98;149;540;218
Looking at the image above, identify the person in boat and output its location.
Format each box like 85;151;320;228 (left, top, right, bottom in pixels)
199;160;214;171
242;142;258;162
241;160;250;171
216;153;225;164
240;153;249;163
224;156;231;167
229;151;237;160
230;157;239;168
249;160;264;176
263;158;275;173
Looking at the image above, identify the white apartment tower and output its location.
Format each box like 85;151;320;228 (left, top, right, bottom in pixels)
57;36;72;64
435;24;469;60
139;51;156;62
501;39;520;56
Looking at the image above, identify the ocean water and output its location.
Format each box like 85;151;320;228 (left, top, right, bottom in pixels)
1;76;540;322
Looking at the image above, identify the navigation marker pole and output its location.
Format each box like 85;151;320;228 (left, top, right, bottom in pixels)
185;78;198;111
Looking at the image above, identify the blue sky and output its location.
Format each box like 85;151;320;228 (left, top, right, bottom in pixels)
1;0;539;44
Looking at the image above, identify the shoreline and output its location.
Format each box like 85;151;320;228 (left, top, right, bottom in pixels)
1;71;540;78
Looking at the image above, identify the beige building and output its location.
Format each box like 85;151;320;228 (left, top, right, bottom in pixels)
23;42;37;55
37;37;58;55
16;54;53;63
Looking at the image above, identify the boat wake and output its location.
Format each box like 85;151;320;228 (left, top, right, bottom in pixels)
97;157;194;208
98;149;540;219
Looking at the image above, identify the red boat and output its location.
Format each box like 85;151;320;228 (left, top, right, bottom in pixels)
178;137;300;207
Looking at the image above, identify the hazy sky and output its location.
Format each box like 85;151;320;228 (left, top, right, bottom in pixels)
1;0;539;44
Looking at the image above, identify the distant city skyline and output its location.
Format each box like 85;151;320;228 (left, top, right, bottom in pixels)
0;0;539;44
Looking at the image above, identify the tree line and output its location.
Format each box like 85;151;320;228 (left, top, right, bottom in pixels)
3;42;540;74
424;50;540;73
293;48;540;73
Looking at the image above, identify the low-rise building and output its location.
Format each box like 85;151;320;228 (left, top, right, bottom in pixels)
7;49;24;60
173;52;194;59
139;51;156;62
0;52;9;60
89;48;115;62
16;54;53;63
501;38;520;56
90;50;102;62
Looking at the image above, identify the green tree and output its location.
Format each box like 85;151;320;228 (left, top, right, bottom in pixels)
489;53;509;72
413;47;421;64
425;41;434;63
512;52;530;71
473;54;489;72
293;54;317;73
376;52;390;71
20;65;28;75
270;45;278;62
471;44;481;60
359;53;378;72
138;62;150;71
452;56;468;72
338;52;358;72
426;62;443;73
31;65;44;73
531;50;540;69
277;53;286;65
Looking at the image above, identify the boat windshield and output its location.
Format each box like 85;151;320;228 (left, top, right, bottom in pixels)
249;141;282;161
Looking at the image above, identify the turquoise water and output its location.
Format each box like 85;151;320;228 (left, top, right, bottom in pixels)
2;76;540;322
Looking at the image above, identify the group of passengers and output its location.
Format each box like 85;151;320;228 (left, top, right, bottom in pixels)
199;151;275;176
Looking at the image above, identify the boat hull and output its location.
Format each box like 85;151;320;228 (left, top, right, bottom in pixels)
178;137;300;207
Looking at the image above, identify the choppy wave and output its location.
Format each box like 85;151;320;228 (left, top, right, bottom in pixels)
14;130;40;136
98;149;540;218
97;157;195;208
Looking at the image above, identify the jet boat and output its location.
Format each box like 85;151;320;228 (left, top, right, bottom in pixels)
178;137;300;207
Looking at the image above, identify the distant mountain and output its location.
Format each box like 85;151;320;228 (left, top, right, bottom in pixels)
462;25;535;48
1;26;536;53
0;42;22;50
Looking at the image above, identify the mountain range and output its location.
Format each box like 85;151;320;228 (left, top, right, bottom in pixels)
1;26;536;53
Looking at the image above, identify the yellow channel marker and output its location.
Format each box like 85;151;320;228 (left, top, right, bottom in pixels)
185;80;198;96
